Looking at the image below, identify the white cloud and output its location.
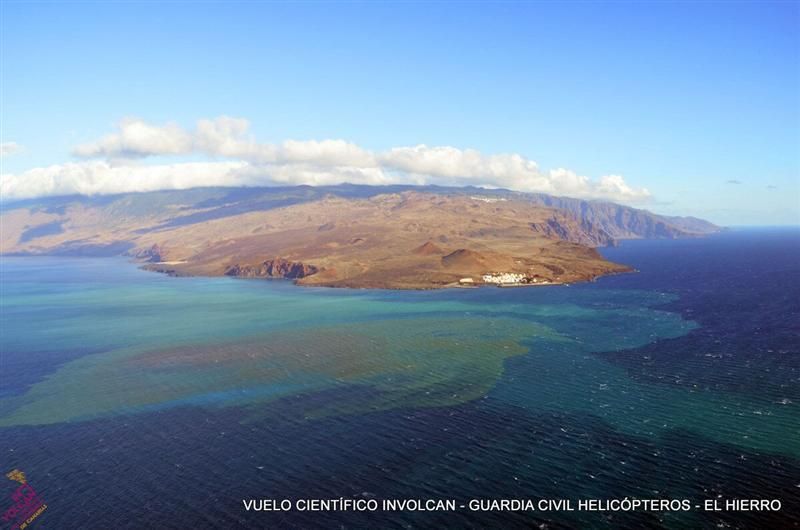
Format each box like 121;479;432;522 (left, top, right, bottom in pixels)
3;117;652;203
1;142;23;157
382;146;537;181
380;147;650;202
1;160;247;199
0;160;399;200
194;116;256;158
73;118;193;158
594;174;652;202
73;118;377;167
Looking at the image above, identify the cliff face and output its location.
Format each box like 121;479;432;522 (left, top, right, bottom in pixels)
529;214;616;247
660;215;720;234
525;194;719;239
224;258;319;279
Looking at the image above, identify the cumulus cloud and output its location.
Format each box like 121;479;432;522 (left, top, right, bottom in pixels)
1;142;23;157
73;118;193;158
3;117;652;203
1;160;248;199
72;117;377;167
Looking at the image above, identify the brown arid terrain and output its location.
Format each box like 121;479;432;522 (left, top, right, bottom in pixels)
0;186;718;289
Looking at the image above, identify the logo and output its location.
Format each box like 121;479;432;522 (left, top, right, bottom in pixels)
2;470;47;530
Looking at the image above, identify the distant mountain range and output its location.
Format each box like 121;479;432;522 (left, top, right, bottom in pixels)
0;185;720;289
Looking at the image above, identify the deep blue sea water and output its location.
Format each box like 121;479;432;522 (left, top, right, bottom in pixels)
0;228;798;528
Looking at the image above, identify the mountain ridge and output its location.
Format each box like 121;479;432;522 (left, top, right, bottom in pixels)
0;183;720;241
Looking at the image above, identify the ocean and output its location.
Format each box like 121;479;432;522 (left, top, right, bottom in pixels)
1;228;798;528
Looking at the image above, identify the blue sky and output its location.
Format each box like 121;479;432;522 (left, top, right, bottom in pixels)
1;1;798;225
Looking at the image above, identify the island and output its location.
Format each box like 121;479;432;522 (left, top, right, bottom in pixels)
0;185;719;290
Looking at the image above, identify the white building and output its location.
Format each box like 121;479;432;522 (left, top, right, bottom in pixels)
481;272;527;284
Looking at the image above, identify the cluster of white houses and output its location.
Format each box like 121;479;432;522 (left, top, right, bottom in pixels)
482;272;526;284
458;273;551;286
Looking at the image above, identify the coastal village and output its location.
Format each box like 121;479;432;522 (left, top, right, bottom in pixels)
458;273;553;287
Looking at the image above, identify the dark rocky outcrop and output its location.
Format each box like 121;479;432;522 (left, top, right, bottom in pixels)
131;244;164;262
224;258;318;279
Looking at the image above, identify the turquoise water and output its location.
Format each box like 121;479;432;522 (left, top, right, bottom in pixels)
1;229;798;528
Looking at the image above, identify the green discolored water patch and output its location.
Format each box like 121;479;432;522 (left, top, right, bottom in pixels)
0;317;544;425
2;257;797;461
